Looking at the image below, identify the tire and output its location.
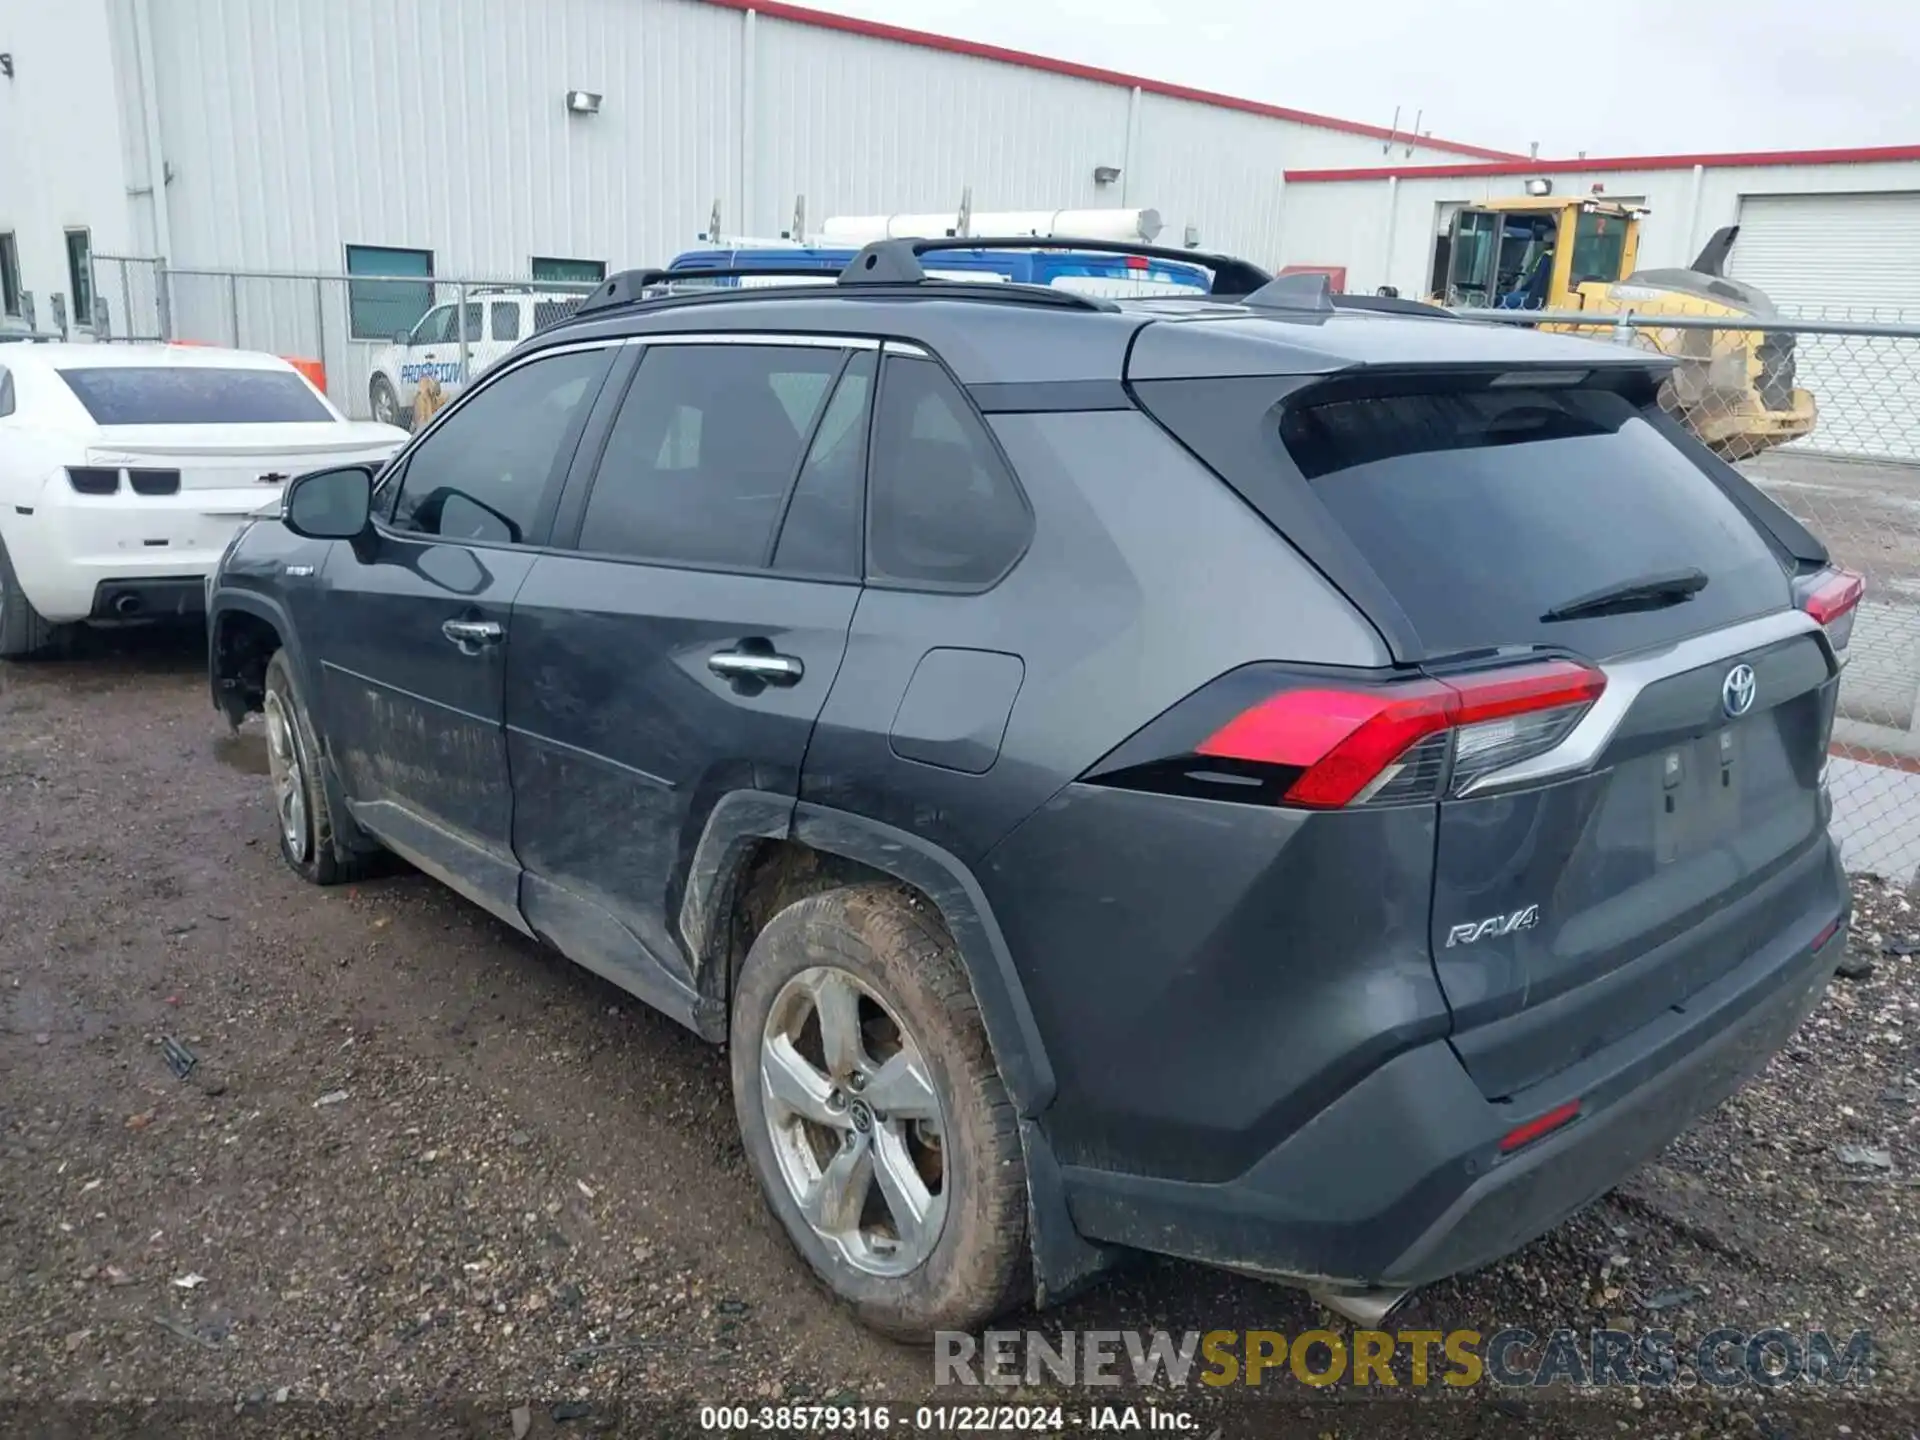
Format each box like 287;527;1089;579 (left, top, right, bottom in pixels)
369;375;404;430
262;649;381;885
0;533;73;660
731;883;1029;1340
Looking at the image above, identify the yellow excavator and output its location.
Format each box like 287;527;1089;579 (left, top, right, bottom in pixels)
1427;196;1816;459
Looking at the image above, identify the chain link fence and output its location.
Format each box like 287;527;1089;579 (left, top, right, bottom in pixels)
1456;303;1920;883
90;256;599;425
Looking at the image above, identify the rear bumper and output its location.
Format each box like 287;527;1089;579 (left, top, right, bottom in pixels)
88;576;205;621
1057;857;1847;1289
8;486;270;623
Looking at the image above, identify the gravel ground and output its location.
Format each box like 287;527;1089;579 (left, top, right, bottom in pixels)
1744;453;1920;603
5;628;1920;1437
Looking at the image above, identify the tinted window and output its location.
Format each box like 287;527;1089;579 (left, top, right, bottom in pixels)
1;233;21;317
57;367;333;425
345;244;433;340
461;303;483;343
391;348;609;546
576;344;846;568
1280;385;1788;656
411;306;455;345
774;352;873;578
867;356;1028;588
1569;211;1629;286
491;302;521;342
0;367;12;419
531;257;607;284
66;230;94;328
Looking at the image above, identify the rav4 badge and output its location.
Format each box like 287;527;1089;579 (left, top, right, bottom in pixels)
1446;905;1541;948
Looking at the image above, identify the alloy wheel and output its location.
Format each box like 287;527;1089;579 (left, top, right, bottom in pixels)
759;965;949;1276
262;691;310;862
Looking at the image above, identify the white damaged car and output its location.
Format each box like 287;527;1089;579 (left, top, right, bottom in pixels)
0;343;407;657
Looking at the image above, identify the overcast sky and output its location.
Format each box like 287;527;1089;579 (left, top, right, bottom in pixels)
803;0;1918;158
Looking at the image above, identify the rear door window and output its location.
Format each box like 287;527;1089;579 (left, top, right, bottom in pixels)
575;343;848;569
774;351;874;578
56;367;334;425
1280;384;1788;657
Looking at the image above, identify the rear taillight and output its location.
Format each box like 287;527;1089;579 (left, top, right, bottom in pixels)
1194;659;1606;809
67;466;120;495
1797;566;1864;661
127;468;181;496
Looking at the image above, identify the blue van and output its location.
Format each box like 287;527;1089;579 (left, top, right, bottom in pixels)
665;244;1213;298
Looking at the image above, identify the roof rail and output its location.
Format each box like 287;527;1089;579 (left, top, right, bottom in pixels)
1331;293;1454;318
573;265;842;315
839;236;1271;297
564;261;1122;324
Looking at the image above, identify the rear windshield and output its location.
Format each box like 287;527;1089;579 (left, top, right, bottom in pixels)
1281;385;1788;657
57;366;333;425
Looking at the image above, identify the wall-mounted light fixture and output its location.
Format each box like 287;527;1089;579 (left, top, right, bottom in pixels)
565;90;603;116
1092;165;1121;186
1525;177;1553;196
1183;223;1201;249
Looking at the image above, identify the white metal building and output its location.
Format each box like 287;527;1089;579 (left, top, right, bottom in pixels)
1274;146;1920;316
0;0;1514;332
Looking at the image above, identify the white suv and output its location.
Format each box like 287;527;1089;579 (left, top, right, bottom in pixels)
366;288;587;427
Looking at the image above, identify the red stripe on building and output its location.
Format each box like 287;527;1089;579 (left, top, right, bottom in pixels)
1285;144;1920;184
697;0;1521;162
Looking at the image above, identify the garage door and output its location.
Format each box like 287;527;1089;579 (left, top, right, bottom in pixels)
1730;191;1920;460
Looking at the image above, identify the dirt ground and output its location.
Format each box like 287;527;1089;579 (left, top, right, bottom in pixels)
5;628;1920;1437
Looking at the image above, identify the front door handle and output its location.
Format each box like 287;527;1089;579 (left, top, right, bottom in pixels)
708;648;804;686
442;618;504;653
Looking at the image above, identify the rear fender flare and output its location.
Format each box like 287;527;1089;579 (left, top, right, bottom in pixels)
677;795;1056;1117
677;796;1110;1305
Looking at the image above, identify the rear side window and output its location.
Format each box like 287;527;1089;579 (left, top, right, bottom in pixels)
56;367;333;425
1281;385;1788;656
577;343;848;569
867;356;1029;588
491;302;521;342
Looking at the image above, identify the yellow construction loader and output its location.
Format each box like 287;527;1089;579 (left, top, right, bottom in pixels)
1428;196;1816;459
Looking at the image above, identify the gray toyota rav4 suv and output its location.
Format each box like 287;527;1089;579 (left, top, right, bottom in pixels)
207;238;1858;1339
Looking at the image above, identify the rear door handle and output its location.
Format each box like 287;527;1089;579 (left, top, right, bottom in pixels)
708;648;804;686
442;618;504;653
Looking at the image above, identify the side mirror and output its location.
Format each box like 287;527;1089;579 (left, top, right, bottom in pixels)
393;330;412;346
283;465;374;540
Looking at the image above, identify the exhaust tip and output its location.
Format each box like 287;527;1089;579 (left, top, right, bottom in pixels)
113;592;144;617
1308;1286;1414;1329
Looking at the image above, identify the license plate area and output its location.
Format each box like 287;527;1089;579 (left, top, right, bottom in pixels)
1653;726;1744;865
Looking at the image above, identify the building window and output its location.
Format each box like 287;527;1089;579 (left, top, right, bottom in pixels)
531;256;607;285
345;244;434;341
0;233;20;317
65;229;93;329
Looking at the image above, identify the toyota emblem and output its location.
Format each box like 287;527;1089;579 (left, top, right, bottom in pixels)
1722;663;1757;719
